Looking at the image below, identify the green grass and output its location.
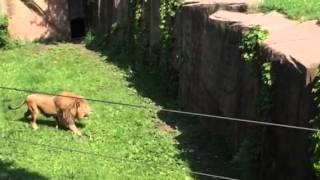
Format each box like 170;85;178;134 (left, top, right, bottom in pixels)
0;43;192;179
260;0;320;21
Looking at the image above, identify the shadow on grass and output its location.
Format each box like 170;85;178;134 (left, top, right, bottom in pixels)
16;117;85;130
85;41;235;179
0;159;48;180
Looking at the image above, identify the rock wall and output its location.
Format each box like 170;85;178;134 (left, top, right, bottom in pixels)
85;0;160;49
175;5;254;159
173;3;317;180
258;57;316;179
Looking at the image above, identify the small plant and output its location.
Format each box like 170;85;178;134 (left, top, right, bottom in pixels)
258;62;273;119
160;0;182;57
311;68;320;176
0;15;9;48
240;25;271;119
261;62;272;86
312;70;320;109
83;31;108;50
311;69;320;127
0;15;23;49
240;25;268;63
84;31;95;45
312;130;320;176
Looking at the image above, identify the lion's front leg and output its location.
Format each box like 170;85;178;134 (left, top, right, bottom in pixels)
29;107;39;130
53;117;60;129
57;106;82;136
68;124;82;136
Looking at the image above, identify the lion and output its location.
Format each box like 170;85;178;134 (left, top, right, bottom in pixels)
8;91;92;135
54;92;92;135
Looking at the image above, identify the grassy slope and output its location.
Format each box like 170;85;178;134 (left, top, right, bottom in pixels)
0;43;190;179
260;0;320;20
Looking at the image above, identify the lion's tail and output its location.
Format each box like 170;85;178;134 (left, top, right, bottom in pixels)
8;100;26;110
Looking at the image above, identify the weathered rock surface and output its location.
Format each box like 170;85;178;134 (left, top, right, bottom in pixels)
173;0;320;179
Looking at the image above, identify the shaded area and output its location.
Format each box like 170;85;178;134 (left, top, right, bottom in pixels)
70;18;86;39
68;0;86;39
15;117;85;130
85;42;237;179
158;111;236;180
0;159;48;180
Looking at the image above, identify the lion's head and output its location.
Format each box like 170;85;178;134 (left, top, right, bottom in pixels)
74;98;92;120
55;92;92;122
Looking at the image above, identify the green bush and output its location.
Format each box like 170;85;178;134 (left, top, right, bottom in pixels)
0;15;9;48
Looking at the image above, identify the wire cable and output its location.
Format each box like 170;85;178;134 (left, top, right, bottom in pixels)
0;86;318;132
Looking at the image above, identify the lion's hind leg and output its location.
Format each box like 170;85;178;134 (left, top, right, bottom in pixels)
24;109;32;120
28;103;39;130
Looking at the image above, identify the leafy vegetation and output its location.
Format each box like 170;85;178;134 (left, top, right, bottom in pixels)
240;25;272;118
0;15;9;48
312;131;320;176
311;70;320;176
258;62;272;119
260;0;320;21
160;0;182;57
240;25;268;63
101;0;183;68
236;25;270;179
0;15;23;49
0;43;191;179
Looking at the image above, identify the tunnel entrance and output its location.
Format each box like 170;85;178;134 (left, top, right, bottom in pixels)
68;0;86;39
70;18;86;38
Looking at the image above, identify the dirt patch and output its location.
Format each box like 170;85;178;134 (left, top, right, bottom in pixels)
156;121;176;134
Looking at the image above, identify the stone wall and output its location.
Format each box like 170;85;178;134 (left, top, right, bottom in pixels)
85;0;161;50
174;4;259;151
85;0;129;41
0;0;70;41
173;3;317;180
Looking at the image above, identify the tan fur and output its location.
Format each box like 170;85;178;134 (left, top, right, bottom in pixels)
54;92;91;120
8;92;92;135
54;92;92;135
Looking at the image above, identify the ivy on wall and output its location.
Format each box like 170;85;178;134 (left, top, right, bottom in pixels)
160;0;182;57
234;25;270;179
311;71;320;176
240;25;271;119
127;0;182;62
